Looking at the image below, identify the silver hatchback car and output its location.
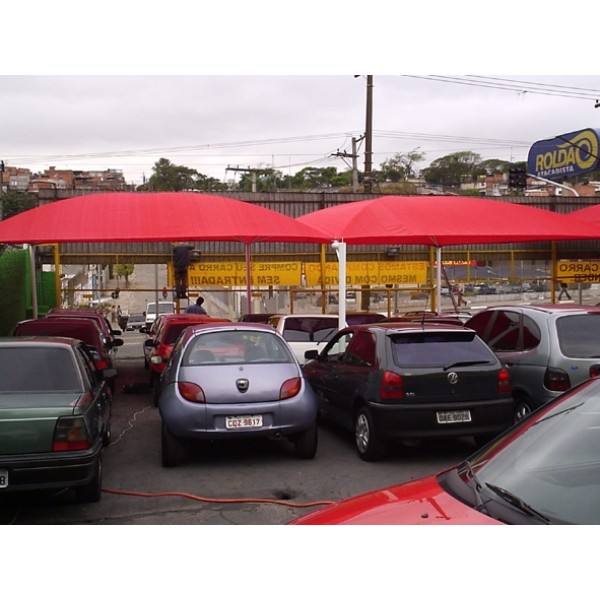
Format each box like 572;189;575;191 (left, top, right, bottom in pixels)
158;322;318;466
466;305;600;419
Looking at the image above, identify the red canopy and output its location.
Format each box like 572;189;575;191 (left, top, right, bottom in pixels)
567;204;600;228
297;195;600;246
0;192;328;244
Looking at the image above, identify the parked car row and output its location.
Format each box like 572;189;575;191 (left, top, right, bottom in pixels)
4;303;600;525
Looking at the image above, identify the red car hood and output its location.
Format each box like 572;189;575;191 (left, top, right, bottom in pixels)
290;472;500;525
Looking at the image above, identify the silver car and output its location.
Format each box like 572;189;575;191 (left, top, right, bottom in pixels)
466;304;600;419
158;322;318;466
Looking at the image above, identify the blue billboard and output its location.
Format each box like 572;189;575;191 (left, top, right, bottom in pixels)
527;128;600;180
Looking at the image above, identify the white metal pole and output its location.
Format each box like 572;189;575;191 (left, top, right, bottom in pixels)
333;240;347;329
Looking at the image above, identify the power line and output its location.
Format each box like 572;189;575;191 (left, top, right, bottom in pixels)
403;75;600;100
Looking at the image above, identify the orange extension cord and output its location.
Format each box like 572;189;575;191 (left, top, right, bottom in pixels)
102;487;335;508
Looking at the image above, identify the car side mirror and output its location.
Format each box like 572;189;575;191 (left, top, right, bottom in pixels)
112;338;125;347
304;349;319;361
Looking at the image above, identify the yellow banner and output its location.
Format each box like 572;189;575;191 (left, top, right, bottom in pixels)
169;261;303;287
556;261;600;283
305;261;428;286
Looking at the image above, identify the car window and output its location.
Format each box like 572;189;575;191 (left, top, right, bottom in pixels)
321;331;353;362
76;345;99;388
184;330;293;365
390;331;493;368
556;314;600;358
0;347;81;392
165;323;192;345
483;310;521;351
281;317;338;343
344;331;377;367
521;315;541;350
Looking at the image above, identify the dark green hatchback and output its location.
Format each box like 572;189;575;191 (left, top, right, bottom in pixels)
0;337;112;502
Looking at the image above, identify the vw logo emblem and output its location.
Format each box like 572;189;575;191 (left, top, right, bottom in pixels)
447;372;458;385
236;378;250;392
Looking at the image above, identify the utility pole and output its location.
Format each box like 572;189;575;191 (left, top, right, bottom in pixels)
226;166;271;193
0;161;5;220
364;75;374;193
331;136;363;193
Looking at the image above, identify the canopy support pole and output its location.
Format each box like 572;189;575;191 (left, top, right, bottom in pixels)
333;240;347;330
28;244;38;318
435;246;442;313
245;244;252;315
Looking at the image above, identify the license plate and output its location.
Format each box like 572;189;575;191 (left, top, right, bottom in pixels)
0;469;8;488
436;410;472;424
225;415;263;429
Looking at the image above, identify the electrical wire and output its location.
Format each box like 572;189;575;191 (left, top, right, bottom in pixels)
102;487;335;508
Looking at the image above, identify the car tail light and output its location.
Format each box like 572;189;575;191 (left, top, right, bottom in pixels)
280;377;301;399
590;365;600;378
497;367;511;393
380;371;404;400
178;382;206;403
544;367;571;392
95;358;109;371
52;416;91;452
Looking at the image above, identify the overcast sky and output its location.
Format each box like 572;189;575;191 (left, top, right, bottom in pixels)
3;5;599;187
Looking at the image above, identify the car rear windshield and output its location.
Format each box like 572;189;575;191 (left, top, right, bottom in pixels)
556;314;600;358
0;347;81;392
390;331;494;368
183;330;295;365
281;317;338;342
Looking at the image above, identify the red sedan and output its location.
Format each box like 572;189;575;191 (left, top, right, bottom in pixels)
291;377;600;525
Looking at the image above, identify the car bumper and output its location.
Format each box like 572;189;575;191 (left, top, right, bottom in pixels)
0;444;102;494
160;392;318;440
367;397;514;440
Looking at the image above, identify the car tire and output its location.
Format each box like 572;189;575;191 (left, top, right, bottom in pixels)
293;423;318;459
354;406;385;461
514;397;533;422
102;420;112;448
151;375;160;406
161;423;186;467
75;456;102;503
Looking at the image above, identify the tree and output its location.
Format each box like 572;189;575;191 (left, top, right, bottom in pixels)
145;158;197;191
421;151;482;186
379;151;425;182
479;158;513;175
115;263;135;285
0;191;37;220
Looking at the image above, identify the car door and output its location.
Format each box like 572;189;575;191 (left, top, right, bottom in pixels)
76;345;111;443
331;330;379;429
303;329;354;423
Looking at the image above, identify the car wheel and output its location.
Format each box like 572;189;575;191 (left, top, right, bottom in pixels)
354;406;385;461
102;420;112;447
293;423;318;459
161;423;186;467
514;397;533;422
151;375;160;406
75;456;102;503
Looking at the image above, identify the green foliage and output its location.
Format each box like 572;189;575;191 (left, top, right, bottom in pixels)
142;158;228;192
421;151;483;186
115;263;135;283
379;151;425;182
1;191;37;219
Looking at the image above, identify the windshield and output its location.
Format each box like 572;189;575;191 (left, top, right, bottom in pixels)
459;378;600;524
0;347;81;392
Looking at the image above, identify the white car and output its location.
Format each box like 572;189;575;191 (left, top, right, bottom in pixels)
267;314;341;364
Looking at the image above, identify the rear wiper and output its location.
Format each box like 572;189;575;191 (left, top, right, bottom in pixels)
485;483;551;524
443;360;491;371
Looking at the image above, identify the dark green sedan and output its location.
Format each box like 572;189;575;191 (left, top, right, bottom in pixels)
0;337;112;502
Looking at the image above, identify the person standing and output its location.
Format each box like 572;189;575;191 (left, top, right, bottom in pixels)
186;296;207;315
558;282;572;300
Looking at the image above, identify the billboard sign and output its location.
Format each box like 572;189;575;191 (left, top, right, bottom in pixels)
527;128;600;180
